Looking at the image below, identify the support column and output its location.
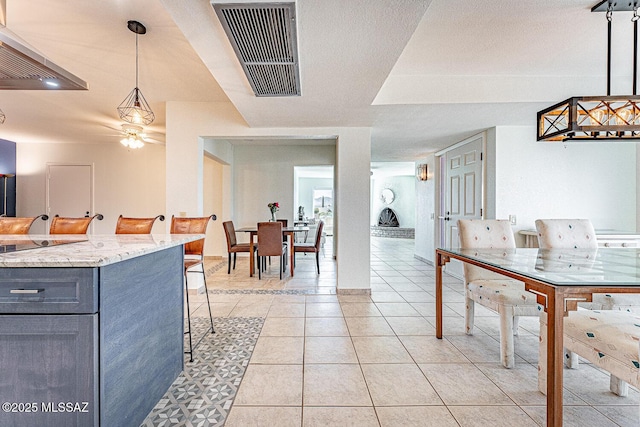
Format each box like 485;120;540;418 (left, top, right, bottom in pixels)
336;128;371;294
166;102;205;292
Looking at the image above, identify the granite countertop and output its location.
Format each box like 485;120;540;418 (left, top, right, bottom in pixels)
0;234;203;268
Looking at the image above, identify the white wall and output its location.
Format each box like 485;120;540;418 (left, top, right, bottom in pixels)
371;175;416;227
336;128;371;292
414;155;437;264
232;145;335;229
16;142;166;235
491;126;637;244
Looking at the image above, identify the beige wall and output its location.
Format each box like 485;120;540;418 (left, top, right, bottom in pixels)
203;155;226;256
16;142;166;235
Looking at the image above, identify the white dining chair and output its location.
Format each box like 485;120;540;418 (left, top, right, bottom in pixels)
458;219;541;368
535;218;640;395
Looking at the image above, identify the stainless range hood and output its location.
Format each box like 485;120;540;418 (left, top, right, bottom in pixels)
0;0;87;90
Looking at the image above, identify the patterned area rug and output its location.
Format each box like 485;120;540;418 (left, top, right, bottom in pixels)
140;316;264;427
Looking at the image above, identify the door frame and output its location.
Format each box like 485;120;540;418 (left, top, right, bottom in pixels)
45;162;95;232
434;132;487;276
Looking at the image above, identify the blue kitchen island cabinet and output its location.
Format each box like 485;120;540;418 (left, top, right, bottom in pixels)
0;234;201;427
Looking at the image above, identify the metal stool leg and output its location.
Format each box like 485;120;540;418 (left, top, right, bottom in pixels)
184;272;194;363
203;268;215;334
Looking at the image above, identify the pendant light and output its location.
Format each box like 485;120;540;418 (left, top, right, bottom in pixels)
117;20;155;126
537;1;640;141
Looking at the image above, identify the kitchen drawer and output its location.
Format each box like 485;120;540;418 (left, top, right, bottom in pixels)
0;268;98;314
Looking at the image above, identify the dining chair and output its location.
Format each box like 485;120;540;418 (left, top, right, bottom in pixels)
0;214;48;234
294;220;324;274
257;221;287;280
536;218;640;311
115;214;165;234
170;215;216;362
222;220;257;274
535;218;640;376
458;219;540;368
49;214;104;234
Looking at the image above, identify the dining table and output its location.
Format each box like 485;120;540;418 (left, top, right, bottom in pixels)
435;247;640;427
236;225;309;277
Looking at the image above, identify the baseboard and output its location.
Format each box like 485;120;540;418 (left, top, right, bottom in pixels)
337;288;372;296
414;254;434;266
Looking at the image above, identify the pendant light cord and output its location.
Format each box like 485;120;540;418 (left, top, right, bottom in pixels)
135;32;139;89
633;6;639;95
607;4;612;96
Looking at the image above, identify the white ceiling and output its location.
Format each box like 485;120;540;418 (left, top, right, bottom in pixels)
0;0;633;160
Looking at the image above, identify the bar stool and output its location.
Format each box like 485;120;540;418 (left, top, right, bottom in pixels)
115;214;165;234
0;214;48;234
170;214;217;362
49;214;104;234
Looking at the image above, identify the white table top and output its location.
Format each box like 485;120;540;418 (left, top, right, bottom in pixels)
0;234;203;268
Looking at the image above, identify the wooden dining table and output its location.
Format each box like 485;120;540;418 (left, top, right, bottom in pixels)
236;226;309;277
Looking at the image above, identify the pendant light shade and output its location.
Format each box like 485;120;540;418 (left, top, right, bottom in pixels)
117;20;154;126
118;87;154;126
538;2;640;141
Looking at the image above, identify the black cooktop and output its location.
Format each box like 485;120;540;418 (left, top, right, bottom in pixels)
0;238;87;254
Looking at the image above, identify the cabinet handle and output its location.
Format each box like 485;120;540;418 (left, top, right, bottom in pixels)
9;289;44;294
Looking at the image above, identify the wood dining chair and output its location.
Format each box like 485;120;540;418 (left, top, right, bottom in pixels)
49;214;104;234
115;214;165;234
223;220;257;274
293;220;324;274
170;214;216;362
257;221;287;279
0;214;48;234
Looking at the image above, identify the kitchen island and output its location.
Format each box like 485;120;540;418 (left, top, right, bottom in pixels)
0;234;201;427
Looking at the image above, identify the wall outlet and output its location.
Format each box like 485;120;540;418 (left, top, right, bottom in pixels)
509;214;516;225
179;211;187;217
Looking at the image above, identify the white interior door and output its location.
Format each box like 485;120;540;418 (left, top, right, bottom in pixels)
46;164;93;231
440;136;484;278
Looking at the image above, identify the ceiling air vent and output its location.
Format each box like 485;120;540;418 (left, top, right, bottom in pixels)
212;2;300;97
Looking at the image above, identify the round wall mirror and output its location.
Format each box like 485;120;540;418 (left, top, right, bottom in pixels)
381;188;395;204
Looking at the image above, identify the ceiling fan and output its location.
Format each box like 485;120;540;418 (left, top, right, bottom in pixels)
101;123;165;148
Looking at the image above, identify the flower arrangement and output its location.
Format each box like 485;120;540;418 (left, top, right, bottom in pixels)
268;202;279;221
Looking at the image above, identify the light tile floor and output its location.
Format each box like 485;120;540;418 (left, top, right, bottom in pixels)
187;237;639;426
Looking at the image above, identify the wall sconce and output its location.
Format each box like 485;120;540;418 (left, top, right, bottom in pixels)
416;164;428;181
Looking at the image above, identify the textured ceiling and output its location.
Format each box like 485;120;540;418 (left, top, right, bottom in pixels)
0;0;630;160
